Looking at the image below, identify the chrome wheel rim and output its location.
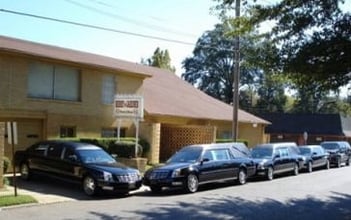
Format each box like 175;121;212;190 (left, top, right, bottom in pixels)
267;167;273;180
238;170;246;185
308;162;312;173
21;164;29;179
326;160;330;169
294;164;299;175
83;176;96;196
187;174;198;193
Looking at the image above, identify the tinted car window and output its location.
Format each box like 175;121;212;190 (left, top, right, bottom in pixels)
251;147;273;159
212;149;231;160
77;149;115;164
47;144;63;158
321;143;339;150
203;150;215;161
300;148;312;155
278;148;289;157
29;143;49;156
167;147;202;163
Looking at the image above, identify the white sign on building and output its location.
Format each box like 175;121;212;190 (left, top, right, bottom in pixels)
114;95;144;119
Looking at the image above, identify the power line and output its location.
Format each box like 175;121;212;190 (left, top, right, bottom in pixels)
0;8;194;46
65;0;197;38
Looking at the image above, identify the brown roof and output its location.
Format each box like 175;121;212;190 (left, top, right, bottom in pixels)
0;35;151;78
0;35;269;124
143;69;270;124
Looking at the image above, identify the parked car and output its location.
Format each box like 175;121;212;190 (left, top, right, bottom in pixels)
14;140;143;196
143;143;256;193
298;145;330;172
251;142;301;180
320;141;351;168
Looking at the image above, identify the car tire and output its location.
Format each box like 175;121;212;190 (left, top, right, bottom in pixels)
237;169;247;185
20;163;31;181
346;157;351;166
185;174;199;193
293;163;299;176
307;161;313;173
266;166;274;181
325;160;330;170
337;157;342;168
150;186;162;193
83;175;99;196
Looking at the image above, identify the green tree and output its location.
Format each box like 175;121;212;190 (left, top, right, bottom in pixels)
215;0;351;91
255;73;287;113
141;47;176;73
182;22;275;106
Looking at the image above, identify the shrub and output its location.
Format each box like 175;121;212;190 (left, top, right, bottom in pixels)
3;156;10;173
108;141;143;158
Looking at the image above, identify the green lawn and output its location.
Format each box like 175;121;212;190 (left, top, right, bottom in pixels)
0;194;37;207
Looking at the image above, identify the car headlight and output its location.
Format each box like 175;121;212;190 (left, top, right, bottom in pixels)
171;169;183;178
103;171;113;182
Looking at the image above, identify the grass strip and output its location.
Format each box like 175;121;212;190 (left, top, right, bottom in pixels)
0;194;37;207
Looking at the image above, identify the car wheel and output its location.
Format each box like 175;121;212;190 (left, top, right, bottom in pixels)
150;186;162;193
346;157;351;166
266;166;274;181
83;175;98;196
325;160;330;170
293;163;299;176
185;174;199;193
20;163;31;181
337;157;342;168
307;161;313;173
237;169;247;185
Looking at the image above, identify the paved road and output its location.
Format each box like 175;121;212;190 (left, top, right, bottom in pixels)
1;166;351;220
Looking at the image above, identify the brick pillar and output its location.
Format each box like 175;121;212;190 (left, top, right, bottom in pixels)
140;122;161;164
0;122;5;188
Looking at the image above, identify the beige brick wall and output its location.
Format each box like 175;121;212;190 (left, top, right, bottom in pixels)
0;53;143;140
140;122;161;164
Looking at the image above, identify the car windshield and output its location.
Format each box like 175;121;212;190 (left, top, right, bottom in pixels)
167;147;202;163
78;149;115;164
321;143;338;150
251;147;273;159
299;148;312;155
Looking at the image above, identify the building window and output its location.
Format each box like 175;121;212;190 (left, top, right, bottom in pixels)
60;126;76;138
28;61;81;101
101;127;125;138
101;74;116;104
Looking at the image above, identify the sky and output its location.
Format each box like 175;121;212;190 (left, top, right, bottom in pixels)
1;0;350;78
0;0;221;76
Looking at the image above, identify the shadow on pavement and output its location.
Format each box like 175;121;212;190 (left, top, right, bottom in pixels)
102;192;351;220
5;175;133;201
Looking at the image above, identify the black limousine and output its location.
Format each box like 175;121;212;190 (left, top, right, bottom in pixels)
143;143;256;193
14;140;142;196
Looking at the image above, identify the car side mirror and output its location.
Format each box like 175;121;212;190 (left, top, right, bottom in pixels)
111;154;118;159
313;152;317;155
274;154;280;159
201;158;210;165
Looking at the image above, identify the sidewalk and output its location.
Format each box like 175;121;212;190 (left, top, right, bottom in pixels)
1;183;150;206
0;184;76;204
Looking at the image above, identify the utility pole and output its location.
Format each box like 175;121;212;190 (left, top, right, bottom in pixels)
232;0;240;141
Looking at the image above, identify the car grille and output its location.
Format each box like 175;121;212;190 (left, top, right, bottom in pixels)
149;170;169;180
115;173;141;183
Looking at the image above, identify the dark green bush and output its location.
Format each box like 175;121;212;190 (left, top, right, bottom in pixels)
108;141;143;158
3;156;10;173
